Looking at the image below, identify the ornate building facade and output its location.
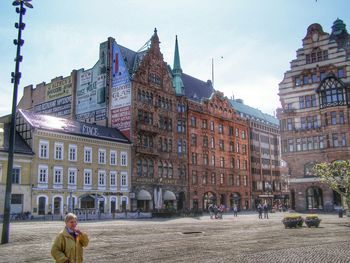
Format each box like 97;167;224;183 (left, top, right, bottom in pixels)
278;19;350;211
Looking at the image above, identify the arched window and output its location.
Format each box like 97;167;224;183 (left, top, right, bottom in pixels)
137;159;142;176
163;161;168;177
306;187;323;210
316;75;348;108
142;158;148;176
158;161;163;177
168;163;173;178
149;159;154;177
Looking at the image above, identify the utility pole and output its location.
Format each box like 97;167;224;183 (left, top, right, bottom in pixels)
1;0;33;244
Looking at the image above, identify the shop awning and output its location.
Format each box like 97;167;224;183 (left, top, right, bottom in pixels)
163;190;176;201
137;190;152;200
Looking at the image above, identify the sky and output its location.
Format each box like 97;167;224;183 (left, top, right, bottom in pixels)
0;0;349;117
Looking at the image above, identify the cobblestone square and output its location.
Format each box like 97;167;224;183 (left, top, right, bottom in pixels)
1;213;350;263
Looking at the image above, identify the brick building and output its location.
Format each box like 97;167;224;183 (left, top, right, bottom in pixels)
187;93;251;211
230;99;284;209
278;19;350;211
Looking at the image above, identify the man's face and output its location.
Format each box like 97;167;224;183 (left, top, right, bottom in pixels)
66;219;77;230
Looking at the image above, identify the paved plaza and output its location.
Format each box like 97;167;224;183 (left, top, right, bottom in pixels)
0;212;350;262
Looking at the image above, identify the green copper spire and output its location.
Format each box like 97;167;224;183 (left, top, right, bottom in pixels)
172;35;184;95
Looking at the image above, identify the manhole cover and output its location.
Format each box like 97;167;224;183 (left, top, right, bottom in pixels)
182;231;203;234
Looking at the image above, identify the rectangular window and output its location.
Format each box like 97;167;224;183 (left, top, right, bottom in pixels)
332;133;339;147
341;133;346;146
235;128;239;137
295;76;301;86
121;152;127;166
203;154;208;165
313;136;319;150
219;139;224;151
202;119;208;129
68;168;77;185
54;143;64;160
12;167;21;184
53;167;63;184
241;130;246;139
84;147;92;163
299;97;305;109
338;68;345;78
331;112;337;125
287;118;293;131
311;95;317;107
39;140;49;159
312;73;318;83
339;111;345;124
98;149;106;164
203;136;208;147
296;138;301;151
236;176;240;186
191;134;197;146
202;172;208;185
121;172;128;187
68;144;77;162
38;165;48;184
220;157;225;168
110;171;117;187
211;155;215;166
190;116;197;127
192;171;198;185
319;136;324;149
305;95;311;108
211;137;215;149
288;139;294;152
218;124;223;134
229;174;234;186
98;170;106;186
210;121;214;131
110;151;117;165
303;75;309;85
84;169;92;185
243;176;247;186
211;173;216;184
220;173;224;185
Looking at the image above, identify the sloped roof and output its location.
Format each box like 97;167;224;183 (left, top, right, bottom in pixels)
182;73;214;101
230;99;279;127
19;109;130;144
0;123;34;155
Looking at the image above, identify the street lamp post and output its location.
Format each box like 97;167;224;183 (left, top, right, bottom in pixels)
1;0;33;245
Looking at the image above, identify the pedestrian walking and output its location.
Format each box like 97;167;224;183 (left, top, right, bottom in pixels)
233;205;238;217
263;203;269;219
257;203;263;219
51;213;89;263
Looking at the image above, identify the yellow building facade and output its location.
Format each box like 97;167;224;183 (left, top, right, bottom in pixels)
17;109;131;217
0;122;34;216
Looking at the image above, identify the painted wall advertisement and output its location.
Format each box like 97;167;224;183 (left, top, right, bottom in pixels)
76;41;108;122
33;76;72;117
111;41;131;138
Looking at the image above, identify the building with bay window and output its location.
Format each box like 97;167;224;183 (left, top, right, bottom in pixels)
277;19;350;211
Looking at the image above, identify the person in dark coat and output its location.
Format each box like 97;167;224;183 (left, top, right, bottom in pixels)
263;203;269;219
257;203;263;219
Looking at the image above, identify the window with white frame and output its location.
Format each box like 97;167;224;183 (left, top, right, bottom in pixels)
39;140;49;159
110;171;117;187
53;167;63;184
98;170;106;186
121;152;127;166
68;145;77;161
84;169;92;185
110;151;117;165
68;168;77;185
38;165;48;184
12;167;21;184
121;171;128;187
98;149;106;164
54;142;64;160
84;147;92;163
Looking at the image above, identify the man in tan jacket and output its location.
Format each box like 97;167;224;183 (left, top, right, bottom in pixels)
51;213;89;263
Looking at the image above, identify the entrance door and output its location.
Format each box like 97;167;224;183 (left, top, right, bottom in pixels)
54;197;61;215
38;197;46;215
111;199;116;213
